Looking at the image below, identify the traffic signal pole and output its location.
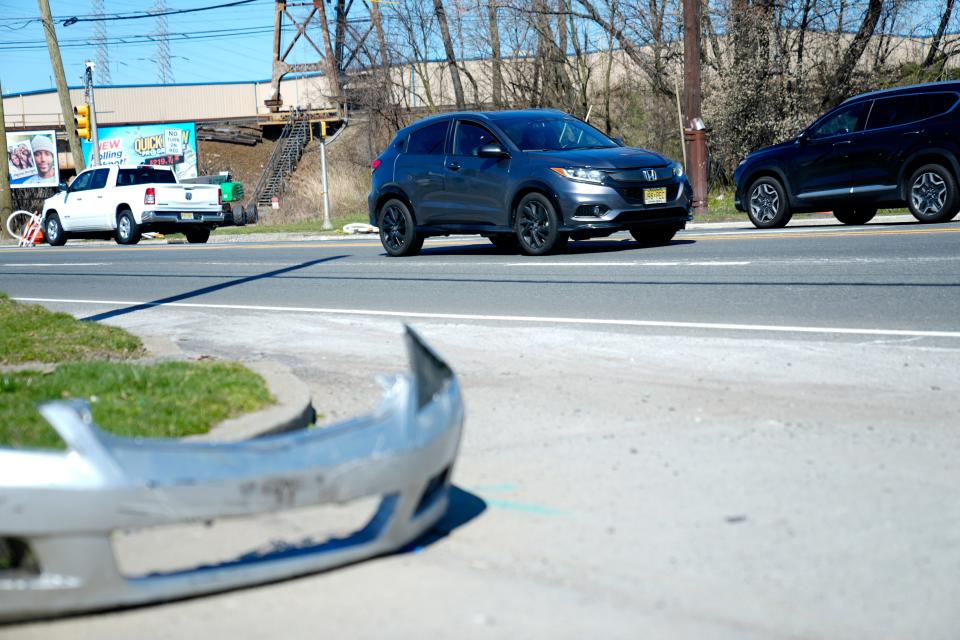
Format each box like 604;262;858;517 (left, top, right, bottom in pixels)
38;0;85;173
84;61;100;166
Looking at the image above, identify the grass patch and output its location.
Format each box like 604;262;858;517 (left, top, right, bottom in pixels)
0;294;143;365
0;294;273;449
1;361;273;449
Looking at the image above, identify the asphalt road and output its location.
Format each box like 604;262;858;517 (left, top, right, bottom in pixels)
2;219;960;338
3;219;960;639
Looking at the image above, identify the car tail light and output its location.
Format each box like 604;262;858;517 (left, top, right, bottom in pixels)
371;158;382;173
218;188;222;206
144;187;155;205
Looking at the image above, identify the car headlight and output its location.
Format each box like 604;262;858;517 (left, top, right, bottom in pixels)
550;167;606;185
672;162;684;178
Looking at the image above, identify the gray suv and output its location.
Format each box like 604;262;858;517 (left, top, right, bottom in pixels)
368;109;692;256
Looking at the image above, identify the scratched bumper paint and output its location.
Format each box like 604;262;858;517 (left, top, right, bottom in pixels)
0;327;463;622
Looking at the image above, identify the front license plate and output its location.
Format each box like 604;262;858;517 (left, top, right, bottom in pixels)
644;188;667;205
181;212;194;220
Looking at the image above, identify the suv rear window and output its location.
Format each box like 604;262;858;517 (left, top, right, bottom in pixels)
117;167;176;186
866;93;959;130
406;122;448;155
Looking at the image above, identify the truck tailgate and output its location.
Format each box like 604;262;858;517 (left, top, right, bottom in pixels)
154;184;220;210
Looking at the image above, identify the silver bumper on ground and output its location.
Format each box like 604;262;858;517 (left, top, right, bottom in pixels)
0;327;463;622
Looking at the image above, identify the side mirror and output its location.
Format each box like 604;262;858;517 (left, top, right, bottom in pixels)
58;182;68;191
796;131;809;145
613;137;624;146
477;143;510;158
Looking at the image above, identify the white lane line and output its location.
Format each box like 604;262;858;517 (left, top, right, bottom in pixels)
14;296;960;339
2;263;110;267
503;261;751;267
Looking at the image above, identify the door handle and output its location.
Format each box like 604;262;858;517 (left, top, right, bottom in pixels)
446;162;461;171
832;140;851;146
902;130;921;136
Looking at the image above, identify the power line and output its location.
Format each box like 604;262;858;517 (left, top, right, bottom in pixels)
64;0;261;26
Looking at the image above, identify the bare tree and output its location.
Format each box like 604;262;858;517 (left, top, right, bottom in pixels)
434;0;467;108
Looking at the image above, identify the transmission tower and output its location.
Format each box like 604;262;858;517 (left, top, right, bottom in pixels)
152;0;173;84
91;0;111;84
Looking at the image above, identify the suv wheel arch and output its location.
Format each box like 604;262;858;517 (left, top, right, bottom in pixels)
899;150;960;201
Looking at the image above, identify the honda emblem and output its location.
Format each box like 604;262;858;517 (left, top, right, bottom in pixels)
642;169;657;181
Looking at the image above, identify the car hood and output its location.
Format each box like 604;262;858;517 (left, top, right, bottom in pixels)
530;147;671;169
745;139;795;164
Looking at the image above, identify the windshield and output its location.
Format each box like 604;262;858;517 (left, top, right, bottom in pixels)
496;116;617;152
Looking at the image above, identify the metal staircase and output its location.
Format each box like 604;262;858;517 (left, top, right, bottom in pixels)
251;111;310;208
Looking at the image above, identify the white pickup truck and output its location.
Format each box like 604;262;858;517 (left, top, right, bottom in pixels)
41;164;223;246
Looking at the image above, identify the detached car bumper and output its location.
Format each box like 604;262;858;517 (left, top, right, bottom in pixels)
0;328;463;622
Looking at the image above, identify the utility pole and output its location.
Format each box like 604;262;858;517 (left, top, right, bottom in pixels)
0;78;12;240
38;0;85;173
682;0;707;215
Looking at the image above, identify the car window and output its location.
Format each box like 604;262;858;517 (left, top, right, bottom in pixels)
89;168;110;190
807;102;869;140
454;122;500;156
69;171;93;192
866;93;959;130
406;122;448;155
117;167;176;185
496;116;616;151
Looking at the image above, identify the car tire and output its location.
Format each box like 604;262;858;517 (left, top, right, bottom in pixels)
378;199;423;257
116;209;141;245
185;228;211;244
746;177;792;228
630;225;679;246
488;234;519;251
833;207;877;225
44;213;67;246
515;192;563;255
907;164;959;223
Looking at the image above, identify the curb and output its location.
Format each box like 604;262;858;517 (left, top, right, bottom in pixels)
142;333;317;442
196;359;316;442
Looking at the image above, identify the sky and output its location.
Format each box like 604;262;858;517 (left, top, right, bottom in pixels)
0;0;300;94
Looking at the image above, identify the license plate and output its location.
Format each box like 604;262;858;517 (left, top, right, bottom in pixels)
181;212;194;220
644;188;667;205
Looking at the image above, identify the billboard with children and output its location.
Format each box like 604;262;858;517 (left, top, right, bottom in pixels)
80;122;198;181
7;130;59;189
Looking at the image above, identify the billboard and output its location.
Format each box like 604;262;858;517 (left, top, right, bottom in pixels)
7;130;59;189
81;122;198;181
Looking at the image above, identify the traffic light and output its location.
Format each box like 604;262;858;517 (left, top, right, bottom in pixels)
74;104;91;140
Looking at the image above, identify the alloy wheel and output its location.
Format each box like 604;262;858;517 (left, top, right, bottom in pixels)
118;216;131;240
381;204;407;252
911;172;947;216
519;200;551;250
750;184;780;223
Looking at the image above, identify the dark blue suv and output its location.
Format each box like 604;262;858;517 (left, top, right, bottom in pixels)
735;81;960;228
368;109;692;256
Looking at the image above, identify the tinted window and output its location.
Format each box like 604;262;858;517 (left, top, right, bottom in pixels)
406;122;448;155
69;171;93;191
866;93;958;130
89;168;110;190
453;122;500;156
496;116;616;151
808;102;869;140
117;167;176;186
